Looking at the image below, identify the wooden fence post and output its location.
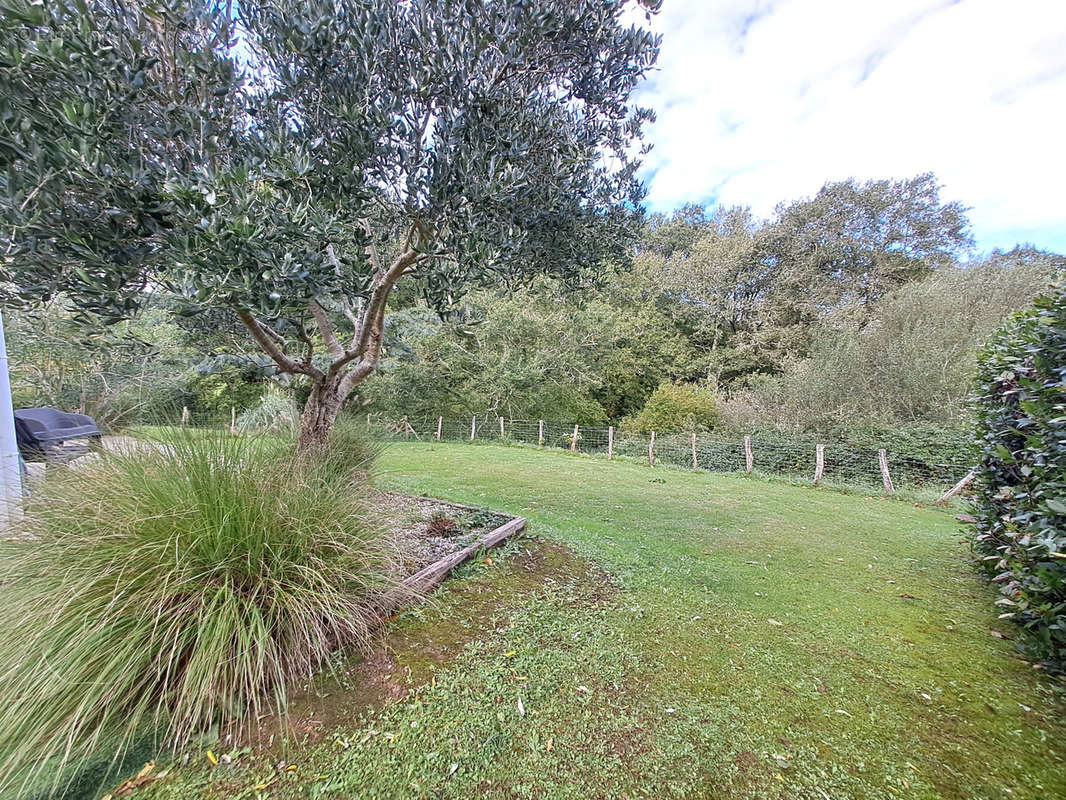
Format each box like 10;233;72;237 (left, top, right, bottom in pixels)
538;420;544;447
649;431;655;467
499;416;506;441
744;435;753;473
878;449;894;494
936;470;975;505
570;424;579;452
181;406;189;427
691;432;698;469
436;416;443;441
814;443;825;485
608;426;614;460
402;416;410;440
470;416;476;441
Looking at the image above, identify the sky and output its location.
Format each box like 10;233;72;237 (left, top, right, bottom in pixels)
631;0;1066;255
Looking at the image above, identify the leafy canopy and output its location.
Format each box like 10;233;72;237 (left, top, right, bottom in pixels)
1;0;660;324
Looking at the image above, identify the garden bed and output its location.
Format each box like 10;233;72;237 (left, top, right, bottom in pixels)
371;490;514;578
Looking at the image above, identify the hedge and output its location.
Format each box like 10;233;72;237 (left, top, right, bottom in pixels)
971;279;1066;672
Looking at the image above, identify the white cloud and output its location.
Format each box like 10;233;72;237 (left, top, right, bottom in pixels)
635;0;1066;252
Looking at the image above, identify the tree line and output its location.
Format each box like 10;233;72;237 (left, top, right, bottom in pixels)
363;174;1062;433
9;173;1059;444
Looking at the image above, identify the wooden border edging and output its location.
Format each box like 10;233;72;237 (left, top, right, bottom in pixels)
380;514;527;612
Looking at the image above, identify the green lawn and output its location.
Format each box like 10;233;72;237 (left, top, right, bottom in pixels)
142;442;1065;800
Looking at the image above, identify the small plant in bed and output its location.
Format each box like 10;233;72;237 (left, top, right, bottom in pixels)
0;427;403;798
426;512;460;537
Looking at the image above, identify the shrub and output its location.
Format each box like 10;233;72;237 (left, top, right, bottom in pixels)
971;279;1066;672
236;385;298;433
0;430;403;797
187;369;266;420
720;255;1053;430
624;381;717;434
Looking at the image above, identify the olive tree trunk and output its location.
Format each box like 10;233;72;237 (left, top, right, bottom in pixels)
297;376;347;453
238;247;422;457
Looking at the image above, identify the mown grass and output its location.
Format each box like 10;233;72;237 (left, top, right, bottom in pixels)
138;441;1064;800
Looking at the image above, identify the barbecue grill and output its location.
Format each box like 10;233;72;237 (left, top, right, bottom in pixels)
14;407;102;463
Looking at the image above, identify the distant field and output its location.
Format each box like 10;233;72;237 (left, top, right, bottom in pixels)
142;442;1065;800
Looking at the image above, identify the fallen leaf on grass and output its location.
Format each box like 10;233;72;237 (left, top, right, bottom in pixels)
767;618;784;626
546;738;554;752
517;696;525;716
107;761;157;797
206;750;218;766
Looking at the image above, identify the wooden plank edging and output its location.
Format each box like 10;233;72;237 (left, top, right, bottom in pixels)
379;513;526;613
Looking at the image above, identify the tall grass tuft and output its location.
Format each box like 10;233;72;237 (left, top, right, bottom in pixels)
0;429;403;797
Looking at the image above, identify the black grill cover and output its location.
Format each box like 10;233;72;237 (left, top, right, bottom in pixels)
14;407;101;461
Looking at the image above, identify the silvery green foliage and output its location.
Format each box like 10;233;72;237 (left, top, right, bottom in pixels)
1;0;658;322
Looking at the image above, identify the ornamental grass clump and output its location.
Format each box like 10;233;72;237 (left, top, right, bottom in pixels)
971;278;1066;672
0;429;403;796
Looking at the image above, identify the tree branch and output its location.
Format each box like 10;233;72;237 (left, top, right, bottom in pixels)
236;309;324;379
295;322;317;370
352;225;382;277
327;241;368;348
340;296;363;343
310;298;344;358
328;248;420;379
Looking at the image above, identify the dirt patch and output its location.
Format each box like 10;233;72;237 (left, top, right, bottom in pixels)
241;537;615;751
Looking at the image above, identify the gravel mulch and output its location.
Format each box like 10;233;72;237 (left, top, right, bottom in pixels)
368;489;512;575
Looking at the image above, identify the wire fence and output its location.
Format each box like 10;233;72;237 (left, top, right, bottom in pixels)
368;412;975;499
133;406;974;501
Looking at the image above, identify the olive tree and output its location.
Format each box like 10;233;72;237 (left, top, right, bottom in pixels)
1;0;659;451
